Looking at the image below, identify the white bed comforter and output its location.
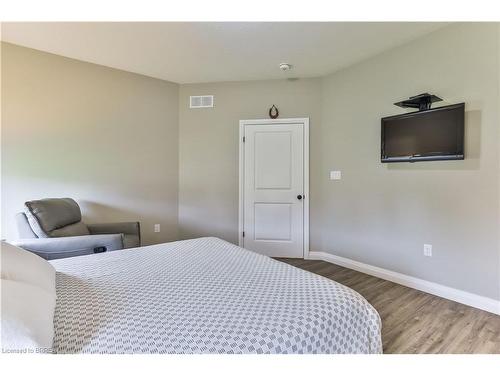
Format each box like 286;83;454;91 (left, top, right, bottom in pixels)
50;237;382;354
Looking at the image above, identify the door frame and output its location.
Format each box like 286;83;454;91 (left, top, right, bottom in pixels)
238;117;310;259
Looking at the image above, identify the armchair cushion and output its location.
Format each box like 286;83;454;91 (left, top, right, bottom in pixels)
24;198;90;238
49;222;90;237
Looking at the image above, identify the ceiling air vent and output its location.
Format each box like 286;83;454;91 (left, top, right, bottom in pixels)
190;95;214;108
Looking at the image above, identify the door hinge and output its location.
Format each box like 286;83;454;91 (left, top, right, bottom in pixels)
242;231;245;238
242;136;245;142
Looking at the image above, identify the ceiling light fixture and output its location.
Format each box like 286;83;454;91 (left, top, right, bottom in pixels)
279;63;293;71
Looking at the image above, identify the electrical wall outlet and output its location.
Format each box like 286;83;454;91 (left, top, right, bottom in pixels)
154;224;161;233
423;244;432;257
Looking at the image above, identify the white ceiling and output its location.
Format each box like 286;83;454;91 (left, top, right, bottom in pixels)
1;22;446;84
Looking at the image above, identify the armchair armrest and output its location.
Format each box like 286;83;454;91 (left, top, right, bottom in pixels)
87;222;140;236
11;234;124;260
87;222;141;248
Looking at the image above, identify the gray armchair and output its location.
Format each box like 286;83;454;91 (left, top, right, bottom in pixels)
13;198;141;260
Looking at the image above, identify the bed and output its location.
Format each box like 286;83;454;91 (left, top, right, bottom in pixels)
46;237;382;354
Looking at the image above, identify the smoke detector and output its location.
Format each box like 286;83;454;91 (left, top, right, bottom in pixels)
279;63;293;71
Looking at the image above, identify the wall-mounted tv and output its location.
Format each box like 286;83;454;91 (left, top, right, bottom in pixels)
381;103;465;163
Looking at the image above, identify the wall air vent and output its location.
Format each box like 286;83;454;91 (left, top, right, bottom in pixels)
190;95;214;108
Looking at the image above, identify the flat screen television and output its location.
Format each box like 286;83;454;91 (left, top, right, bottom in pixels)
381;103;465;163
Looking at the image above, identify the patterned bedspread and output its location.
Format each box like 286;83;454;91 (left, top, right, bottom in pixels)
50;237;382;354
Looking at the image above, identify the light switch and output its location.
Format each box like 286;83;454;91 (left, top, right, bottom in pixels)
330;171;342;180
154;224;161;233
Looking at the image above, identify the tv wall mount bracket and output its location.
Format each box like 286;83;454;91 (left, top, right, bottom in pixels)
394;93;443;111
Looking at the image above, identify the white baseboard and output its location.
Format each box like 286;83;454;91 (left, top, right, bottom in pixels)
307;251;500;316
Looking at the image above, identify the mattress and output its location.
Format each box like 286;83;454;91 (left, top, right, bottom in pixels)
50;237;382;354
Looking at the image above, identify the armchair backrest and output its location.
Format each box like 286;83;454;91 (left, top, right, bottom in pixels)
21;198;90;238
16;212;38;238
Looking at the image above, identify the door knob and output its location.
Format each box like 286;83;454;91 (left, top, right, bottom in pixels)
297;194;303;200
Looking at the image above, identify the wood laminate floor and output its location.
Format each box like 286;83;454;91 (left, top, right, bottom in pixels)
276;258;500;354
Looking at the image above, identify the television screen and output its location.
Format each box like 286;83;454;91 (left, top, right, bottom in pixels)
381;103;465;163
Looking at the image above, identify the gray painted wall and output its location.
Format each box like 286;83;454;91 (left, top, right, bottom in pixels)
178;23;500;299
317;23;499;299
1;43;180;245
178;79;322;243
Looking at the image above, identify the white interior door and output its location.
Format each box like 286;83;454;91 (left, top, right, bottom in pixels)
240;120;307;258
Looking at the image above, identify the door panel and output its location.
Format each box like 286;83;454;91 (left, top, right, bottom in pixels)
254;203;292;241
243;123;304;258
254;132;292;189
